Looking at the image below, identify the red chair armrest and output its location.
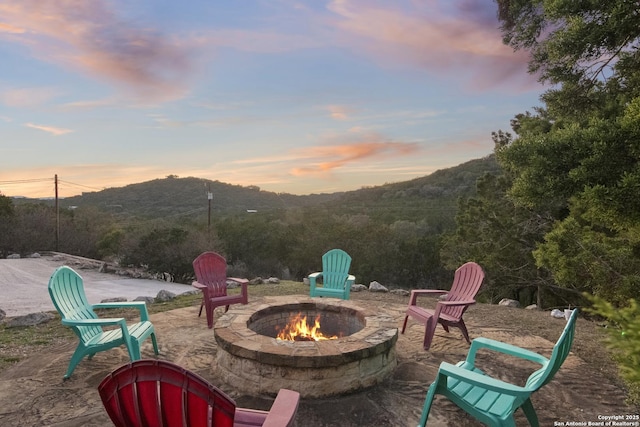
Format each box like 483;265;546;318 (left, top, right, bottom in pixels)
262;389;300;427
409;289;448;305
192;281;206;290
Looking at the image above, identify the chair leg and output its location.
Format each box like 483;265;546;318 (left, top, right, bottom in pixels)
401;315;409;334
198;299;204;317
458;319;471;344
423;316;437;350
150;332;159;355
417;376;440;427
64;346;87;379
520;398;539;427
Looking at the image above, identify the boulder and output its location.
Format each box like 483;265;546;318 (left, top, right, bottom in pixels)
369;281;389;293
5;312;55;328
350;284;368;292
155;290;176;303
390;289;410;297
133;296;155;304
0;308;5;322
6;254;20;259
498;298;520;308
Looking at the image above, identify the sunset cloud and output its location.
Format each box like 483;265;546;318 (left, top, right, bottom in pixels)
1;87;62;108
25;123;73;136
0;0;191;102
291;138;420;176
0;22;25;33
325;0;536;91
327;105;354;120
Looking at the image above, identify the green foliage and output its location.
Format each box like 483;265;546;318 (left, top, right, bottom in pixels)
0;193;14;217
122;225;212;283
492;0;640;309
440;171;559;307
585;295;640;405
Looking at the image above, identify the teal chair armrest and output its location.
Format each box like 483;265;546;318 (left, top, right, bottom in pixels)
62;317;127;327
344;275;355;299
308;272;322;286
438;362;532;397
93;301;151;322
464;337;549;368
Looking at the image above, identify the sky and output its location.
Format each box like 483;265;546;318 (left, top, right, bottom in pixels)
0;0;545;199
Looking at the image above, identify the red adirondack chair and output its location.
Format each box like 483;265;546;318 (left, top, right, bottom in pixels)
401;262;484;350
98;359;300;427
192;252;249;329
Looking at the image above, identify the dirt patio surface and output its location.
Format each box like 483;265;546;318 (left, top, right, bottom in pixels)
0;284;637;427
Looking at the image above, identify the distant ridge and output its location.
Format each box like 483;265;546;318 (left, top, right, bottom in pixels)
13;156;499;220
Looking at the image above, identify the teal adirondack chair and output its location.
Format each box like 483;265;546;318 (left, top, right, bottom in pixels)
417;309;579;427
309;249;355;300
48;266;159;379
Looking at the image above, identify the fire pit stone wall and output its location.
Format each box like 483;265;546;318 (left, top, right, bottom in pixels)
214;296;399;398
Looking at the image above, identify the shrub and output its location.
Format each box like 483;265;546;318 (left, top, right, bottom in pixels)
586;295;640;405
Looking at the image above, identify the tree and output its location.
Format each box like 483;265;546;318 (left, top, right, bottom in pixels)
494;0;640;302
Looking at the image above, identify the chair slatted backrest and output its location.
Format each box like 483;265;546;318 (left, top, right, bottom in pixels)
193;252;229;299
322;249;351;289
48;266;101;343
525;308;578;391
99;360;236;427
442;262;484;320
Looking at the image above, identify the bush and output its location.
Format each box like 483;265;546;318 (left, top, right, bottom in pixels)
586;295;640;405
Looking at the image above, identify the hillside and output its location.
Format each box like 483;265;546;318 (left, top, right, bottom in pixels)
16;155;500;221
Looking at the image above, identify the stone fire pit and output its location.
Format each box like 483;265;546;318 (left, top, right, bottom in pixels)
213;296;398;398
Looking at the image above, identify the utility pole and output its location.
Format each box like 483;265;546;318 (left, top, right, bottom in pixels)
207;184;213;236
55;174;59;251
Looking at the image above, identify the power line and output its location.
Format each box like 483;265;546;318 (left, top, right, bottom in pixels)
0;178;53;185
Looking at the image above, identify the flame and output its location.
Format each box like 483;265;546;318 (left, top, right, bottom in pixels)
276;313;338;341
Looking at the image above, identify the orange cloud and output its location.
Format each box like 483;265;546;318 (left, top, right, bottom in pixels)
291;139;420;176
0;0;191;102
0;22;24;33
327;105;354;120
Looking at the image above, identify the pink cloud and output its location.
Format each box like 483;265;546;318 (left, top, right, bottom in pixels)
326;0;537;91
291;138;420;176
0;1;191;102
25;123;73;135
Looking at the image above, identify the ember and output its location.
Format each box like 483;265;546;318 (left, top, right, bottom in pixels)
276;312;339;341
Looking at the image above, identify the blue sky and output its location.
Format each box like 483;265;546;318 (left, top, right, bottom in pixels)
0;0;545;198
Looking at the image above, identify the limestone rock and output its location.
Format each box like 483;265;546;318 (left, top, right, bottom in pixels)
155;290;176;302
498;298;520;308
369;281;389;293
390;289;410;297
350;284;368;292
6;312;55;328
